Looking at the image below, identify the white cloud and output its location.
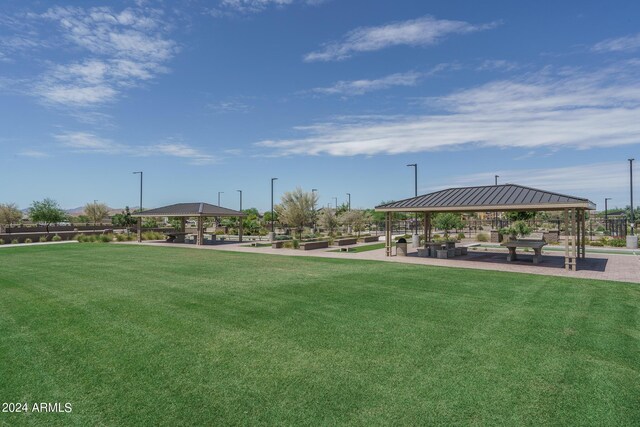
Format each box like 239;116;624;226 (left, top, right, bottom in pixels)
438;162;629;203
210;0;323;16
208;100;253;113
54;132;217;165
17;150;50;158
304;15;499;62
257;60;640;156
30;6;178;107
593;32;640;53
477;59;519;72
309;71;422;96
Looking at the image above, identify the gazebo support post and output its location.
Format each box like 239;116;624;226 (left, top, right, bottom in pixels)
424;212;431;243
197;217;204;246
576;209;582;259
385;211;392;257
581;209;586;259
564;208;578;271
179;217;186;232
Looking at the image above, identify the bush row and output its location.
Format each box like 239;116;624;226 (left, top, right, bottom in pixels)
0;235;63;245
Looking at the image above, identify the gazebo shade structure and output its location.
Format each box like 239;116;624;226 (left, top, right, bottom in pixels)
132;202;245;245
375;184;596;271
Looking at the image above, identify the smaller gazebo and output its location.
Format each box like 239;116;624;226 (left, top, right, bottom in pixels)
132;202;245;245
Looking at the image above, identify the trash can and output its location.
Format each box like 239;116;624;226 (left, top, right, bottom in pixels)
627;235;639;249
396;237;408;256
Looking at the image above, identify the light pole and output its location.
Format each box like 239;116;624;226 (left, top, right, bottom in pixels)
346;193;351;211
217;191;224;206
630;158;635;236
133;171;143;242
237;190;242;212
271;178;278;234
407;164;418;245
333;197;338;210
495;175;499;185
604;198;612;230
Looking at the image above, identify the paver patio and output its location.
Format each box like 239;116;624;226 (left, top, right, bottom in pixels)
123;240;640;284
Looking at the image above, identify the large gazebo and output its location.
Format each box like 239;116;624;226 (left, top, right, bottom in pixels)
375;184;596;271
132;202;245;245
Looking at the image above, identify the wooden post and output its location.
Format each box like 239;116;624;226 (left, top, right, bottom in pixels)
564;209;570;270
582;209;587;259
425;212;432;242
576;209;582;259
239;216;243;243
197;217;204;246
385;212;392;257
180;217;186;232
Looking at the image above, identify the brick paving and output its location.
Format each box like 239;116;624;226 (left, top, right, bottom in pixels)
122;240;640;284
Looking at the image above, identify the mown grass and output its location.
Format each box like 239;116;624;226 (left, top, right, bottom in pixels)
0;244;639;426
329;242;388;253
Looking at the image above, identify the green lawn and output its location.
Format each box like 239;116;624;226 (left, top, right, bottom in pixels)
329;242;387;253
1;244;639;426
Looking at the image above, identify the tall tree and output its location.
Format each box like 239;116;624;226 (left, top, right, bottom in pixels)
319;208;339;236
84;201;109;226
112;207;136;229
29;198;67;234
275;187;318;238
0;203;23;230
338;209;372;237
432;213;465;238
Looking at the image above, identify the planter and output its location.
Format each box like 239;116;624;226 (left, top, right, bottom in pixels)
627;235;639;249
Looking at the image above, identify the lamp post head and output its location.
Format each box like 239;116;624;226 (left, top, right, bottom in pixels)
406;163;416;167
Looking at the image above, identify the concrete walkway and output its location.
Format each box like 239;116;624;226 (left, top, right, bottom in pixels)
121;240;640;284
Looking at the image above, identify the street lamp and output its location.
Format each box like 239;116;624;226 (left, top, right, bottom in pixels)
333;197;338;210
271;178;278;233
237;190;242;212
346;193;351;211
217;191;224;206
407;164;418;238
630;158;635;236
132;171;143;242
604;198;612;230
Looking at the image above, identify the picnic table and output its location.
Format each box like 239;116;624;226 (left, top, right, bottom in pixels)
501;239;547;264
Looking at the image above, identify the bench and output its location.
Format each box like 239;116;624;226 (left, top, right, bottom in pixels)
272;240;288;249
501;234;547;264
335;237;358;246
165;232;188;243
300;241;329;250
360;236;379;243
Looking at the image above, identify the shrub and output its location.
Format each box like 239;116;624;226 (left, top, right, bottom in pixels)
457;232;465;240
0;238;4;245
39;236;48;243
215;230;225;235
292;239;300;249
590;240;604;247
11;239;19;244
24;238;33;244
142;231;164;241
99;234;113;243
52;235;62;242
609;238;626;247
432;234;441;239
115;233;127;242
476;232;489;242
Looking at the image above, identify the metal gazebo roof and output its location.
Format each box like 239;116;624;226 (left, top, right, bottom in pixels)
375;184;596;212
132;203;245;217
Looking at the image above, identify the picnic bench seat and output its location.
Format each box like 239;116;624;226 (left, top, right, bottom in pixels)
272;240;287;249
335;237;358;246
300;241;329;250
360;236;379;243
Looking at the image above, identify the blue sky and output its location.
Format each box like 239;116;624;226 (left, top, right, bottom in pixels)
1;0;639;212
